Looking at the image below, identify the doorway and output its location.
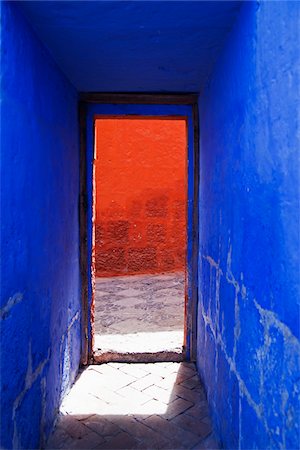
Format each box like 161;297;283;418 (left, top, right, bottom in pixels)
93;117;187;360
80;97;199;364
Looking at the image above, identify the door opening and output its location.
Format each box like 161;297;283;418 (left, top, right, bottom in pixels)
79;96;199;365
93;117;187;361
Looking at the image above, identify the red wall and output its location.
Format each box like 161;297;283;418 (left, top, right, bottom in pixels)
94;118;186;276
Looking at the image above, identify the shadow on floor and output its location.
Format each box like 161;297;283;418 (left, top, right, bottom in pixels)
46;362;220;449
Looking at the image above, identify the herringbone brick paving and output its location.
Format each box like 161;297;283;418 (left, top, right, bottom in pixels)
46;362;220;449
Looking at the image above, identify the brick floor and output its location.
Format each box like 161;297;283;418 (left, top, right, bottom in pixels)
46;362;220;449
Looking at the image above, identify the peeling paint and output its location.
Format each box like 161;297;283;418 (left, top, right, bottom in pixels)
254;300;300;349
40;377;46;449
59;310;80;400
198;4;300;448
0;293;23;320
1;3;81;448
12;342;50;449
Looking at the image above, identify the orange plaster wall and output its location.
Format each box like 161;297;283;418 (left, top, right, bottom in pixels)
94;118;187;276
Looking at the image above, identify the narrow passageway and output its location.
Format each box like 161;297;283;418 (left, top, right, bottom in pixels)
46;362;219;449
94;272;185;356
3;3;299;449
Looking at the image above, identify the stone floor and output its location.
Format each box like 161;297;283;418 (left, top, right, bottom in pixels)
46;362;220;449
94;272;185;355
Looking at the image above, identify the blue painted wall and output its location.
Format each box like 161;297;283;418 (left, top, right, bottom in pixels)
0;3;81;448
18;1;241;93
198;2;300;449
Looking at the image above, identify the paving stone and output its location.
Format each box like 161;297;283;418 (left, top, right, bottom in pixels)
61;392;108;416
156;369;197;389
90;366;136;389
117;385;152;405
142;384;178;405
160;396;194;420
94;272;185;353
185;401;210;420
117;288;142;297
92;387;127;405
180;375;202;390
177;363;197;378
80;415;121;438
118;363;150;379
94;290;112;297
170;414;212;439
46;425;74;449
144;414;200;448
201;415;212;426
67;431;106;449
130;363;155;372
172;383;206;403
107;362;126;369
73;413;96;421
58;415;90;439
142;363;179;378
115;416;170;448
96;431;139;449
154;372;179;390
46;362;219;449
129;373;163;391
193;384;207;394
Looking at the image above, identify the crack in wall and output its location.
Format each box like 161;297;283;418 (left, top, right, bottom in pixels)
0;293;23;320
12;341;50;449
59;310;80;402
40;377;46;449
9;310;80;449
200;249;300;449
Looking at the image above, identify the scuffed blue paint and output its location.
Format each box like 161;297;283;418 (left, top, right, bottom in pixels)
17;1;241;93
85;104;196;359
0;2;81;448
197;2;300;449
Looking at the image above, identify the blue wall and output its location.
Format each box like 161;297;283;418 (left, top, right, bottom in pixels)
197;2;300;449
18;1;241;93
0;3;81;448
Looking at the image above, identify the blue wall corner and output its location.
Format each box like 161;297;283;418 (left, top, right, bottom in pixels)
0;2;81;448
197;1;300;449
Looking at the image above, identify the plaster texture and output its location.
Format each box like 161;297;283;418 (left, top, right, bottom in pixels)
1;3;81;448
17;1;241;92
95;119;186;276
197;2;300;449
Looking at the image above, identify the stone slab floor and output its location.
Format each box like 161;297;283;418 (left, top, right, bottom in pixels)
46;362;220;449
94;272;185;355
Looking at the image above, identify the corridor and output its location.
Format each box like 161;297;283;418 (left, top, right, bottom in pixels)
46;362;218;449
2;2;299;450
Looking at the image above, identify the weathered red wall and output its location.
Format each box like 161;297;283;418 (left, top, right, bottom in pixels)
94;118;186;276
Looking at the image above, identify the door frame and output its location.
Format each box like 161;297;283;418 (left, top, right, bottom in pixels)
79;94;199;364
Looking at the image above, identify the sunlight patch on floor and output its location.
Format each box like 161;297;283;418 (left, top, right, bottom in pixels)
60;364;182;417
94;330;184;354
49;362;218;450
